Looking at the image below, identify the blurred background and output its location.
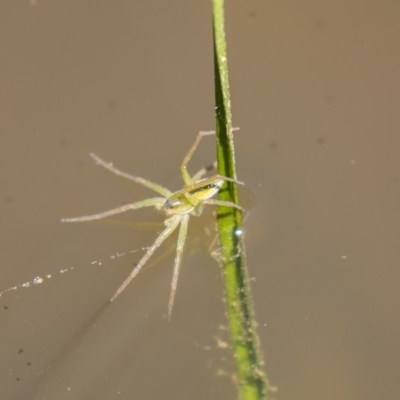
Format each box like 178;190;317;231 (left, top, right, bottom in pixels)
1;1;399;399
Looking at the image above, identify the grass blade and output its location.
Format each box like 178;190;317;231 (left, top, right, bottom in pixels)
212;1;270;399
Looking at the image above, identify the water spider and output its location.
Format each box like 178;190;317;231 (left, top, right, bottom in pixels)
62;130;243;319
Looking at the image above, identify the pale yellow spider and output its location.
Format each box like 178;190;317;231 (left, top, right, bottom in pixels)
62;131;243;319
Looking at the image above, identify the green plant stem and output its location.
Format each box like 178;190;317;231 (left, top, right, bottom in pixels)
212;1;269;399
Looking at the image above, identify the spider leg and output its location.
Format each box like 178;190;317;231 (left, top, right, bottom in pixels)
181;131;216;187
181;127;240;186
90;153;172;197
214;174;244;186
191;161;217;182
168;213;189;320
202;199;244;212
61;197;165;222
110;215;182;302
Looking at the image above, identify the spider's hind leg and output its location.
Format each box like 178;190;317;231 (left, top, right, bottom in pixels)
181;131;216;187
61;198;165;222
167;213;189;320
90;153;172;197
182;128;240;186
110;215;182;303
192;161;217;182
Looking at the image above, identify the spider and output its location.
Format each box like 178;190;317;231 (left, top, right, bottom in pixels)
62;130;243;319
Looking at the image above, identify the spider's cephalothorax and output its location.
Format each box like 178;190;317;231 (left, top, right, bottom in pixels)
62;131;243;319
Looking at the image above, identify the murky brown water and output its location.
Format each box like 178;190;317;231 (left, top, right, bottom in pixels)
1;2;400;399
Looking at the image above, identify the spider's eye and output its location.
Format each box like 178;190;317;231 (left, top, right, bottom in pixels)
165;200;173;209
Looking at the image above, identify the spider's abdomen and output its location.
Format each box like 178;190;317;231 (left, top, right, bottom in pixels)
164;177;224;215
